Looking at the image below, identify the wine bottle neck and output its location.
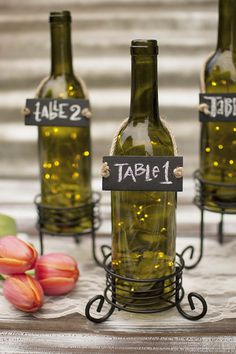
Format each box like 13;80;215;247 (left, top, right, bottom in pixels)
217;0;236;51
50;21;73;76
129;53;159;123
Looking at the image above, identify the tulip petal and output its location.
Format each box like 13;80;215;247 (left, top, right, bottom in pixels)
0;258;29;275
39;277;76;296
0;236;38;275
3;275;44;313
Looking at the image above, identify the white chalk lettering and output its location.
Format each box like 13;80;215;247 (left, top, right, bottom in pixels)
114;162;173;184
34;101;41;122
114;163;129;182
225;98;232;117
123;166;136;182
145;164;152;181
152;165;160;178
59;103;68;119
204;95;236;119
135;163;146;177
160;161;172;185
32;101;84;122
70;104;81;121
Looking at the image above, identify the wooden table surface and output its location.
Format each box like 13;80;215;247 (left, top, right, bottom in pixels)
0;312;235;353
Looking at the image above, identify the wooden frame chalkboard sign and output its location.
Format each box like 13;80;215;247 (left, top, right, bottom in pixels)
199;93;236;122
102;156;183;191
24;98;90;127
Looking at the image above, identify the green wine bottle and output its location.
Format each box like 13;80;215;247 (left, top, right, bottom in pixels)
111;40;176;309
200;0;236;211
36;11;92;233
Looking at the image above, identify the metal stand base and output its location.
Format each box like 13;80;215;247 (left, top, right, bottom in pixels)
34;191;103;266
85;253;207;323
181;170;236;269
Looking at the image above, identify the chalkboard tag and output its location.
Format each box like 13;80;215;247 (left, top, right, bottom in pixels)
24;98;90;127
199;93;236;122
102;156;183;191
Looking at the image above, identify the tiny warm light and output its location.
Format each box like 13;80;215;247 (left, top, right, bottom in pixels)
144;214;148;218
229;160;234;165
44;131;50;137
72;172;80;180
43;162;48;168
75;194;81;201
140;217;145;222
212;81;217;86
215;126;220;131
53;128;59;133
83;151;90;156
45;173;50;180
161;227;167;233
205;147;211;152
228;173;233;178
233;128;236;132
213;161;219;167
70;132;77;140
218;144;223;150
157;198;161;202
158;252;164;258
54;160;60;166
47;163;52;168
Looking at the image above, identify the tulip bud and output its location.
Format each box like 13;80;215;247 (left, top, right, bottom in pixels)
0;236;38;275
35;253;79;296
3;274;44;312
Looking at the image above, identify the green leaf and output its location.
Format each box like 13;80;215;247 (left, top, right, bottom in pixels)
0;214;17;237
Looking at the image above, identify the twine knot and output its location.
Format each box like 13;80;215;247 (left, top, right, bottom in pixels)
81;108;92;119
101;162;110;178
21;107;31;116
199;103;210;115
173;166;183;179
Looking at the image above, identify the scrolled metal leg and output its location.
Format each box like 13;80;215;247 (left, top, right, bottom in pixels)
218;212;224;244
101;245;111;259
176;292;207;321
39;230;44;255
85;295;115;323
181;208;204;269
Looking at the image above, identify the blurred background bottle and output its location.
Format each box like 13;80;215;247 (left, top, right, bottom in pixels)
111;40;176;309
200;0;236;211
36;11;92;233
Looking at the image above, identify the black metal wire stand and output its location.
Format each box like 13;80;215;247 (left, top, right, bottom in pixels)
34;191;103;266
85;252;207;323
181;170;236;269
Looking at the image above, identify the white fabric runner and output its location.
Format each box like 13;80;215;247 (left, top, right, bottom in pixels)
0;234;235;329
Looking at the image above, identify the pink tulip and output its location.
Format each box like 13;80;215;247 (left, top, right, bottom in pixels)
0;236;38;275
35;253;79;296
3;274;44;312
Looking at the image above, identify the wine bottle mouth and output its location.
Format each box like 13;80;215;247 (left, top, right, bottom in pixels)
49;11;71;23
131;39;159;55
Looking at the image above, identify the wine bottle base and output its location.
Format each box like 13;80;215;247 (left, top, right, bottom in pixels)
85;252;207;322
34;192;102;265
